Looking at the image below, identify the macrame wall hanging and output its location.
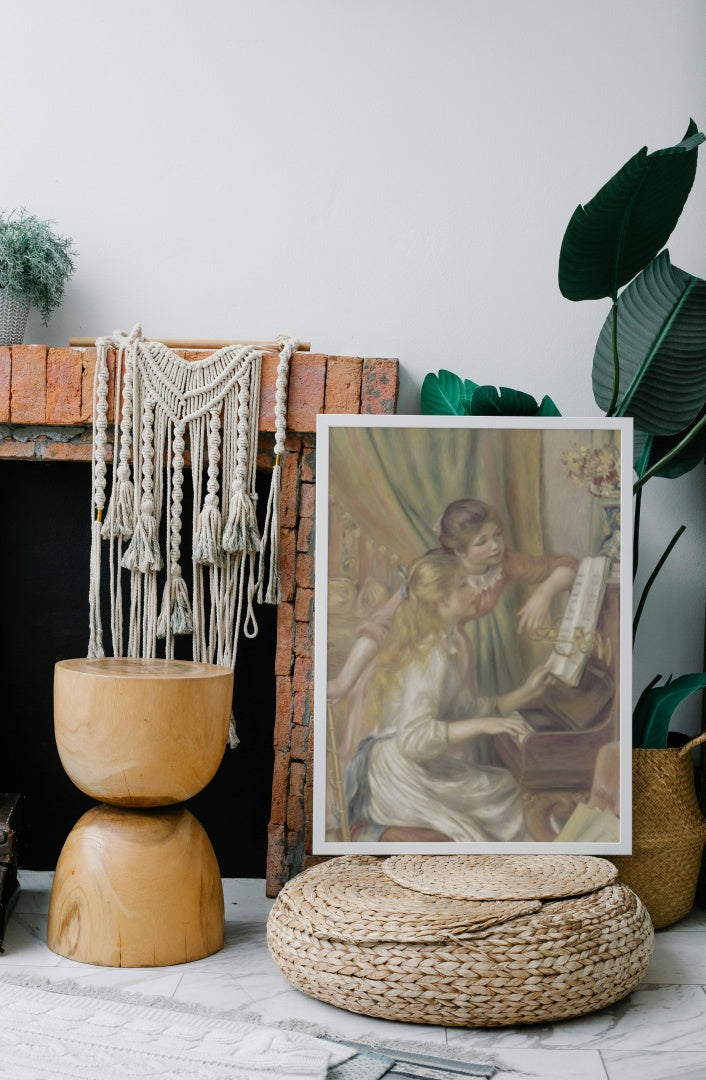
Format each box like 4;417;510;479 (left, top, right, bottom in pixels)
88;325;297;745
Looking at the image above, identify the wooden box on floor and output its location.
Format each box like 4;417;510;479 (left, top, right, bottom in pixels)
0;793;23;949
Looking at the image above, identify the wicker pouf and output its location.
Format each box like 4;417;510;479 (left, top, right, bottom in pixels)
267;855;654;1027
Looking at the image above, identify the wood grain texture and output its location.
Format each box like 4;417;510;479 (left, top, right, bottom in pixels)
47;805;224;966
54;658;233;806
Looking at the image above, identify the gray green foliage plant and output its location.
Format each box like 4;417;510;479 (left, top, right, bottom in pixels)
0;209;76;323
422;121;706;748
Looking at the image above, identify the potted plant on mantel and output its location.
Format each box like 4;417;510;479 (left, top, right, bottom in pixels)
422;120;706;927
0;209;76;345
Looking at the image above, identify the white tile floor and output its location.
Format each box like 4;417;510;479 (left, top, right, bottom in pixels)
3;871;706;1080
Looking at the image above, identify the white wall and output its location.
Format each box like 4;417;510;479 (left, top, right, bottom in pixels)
3;0;705;726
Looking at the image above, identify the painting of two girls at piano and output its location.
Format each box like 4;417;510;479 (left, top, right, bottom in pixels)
318;421;629;851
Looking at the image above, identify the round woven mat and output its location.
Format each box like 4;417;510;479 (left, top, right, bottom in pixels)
382;853;618;899
279;855;540;942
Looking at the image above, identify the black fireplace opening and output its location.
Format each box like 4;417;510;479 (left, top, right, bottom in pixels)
0;459;276;877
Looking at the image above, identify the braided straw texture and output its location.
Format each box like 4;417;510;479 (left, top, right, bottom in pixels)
267;855;653;1027
611;737;706;929
272;856;541;943
382;853;618;900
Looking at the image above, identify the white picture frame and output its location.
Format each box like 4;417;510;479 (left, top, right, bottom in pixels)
313;415;633;855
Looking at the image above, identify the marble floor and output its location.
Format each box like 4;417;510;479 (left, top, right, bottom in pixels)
2;871;706;1079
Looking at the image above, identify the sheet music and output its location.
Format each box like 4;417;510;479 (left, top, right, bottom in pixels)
545;556;610;686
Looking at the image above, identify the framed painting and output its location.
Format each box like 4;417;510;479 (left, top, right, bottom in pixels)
313;415;633;854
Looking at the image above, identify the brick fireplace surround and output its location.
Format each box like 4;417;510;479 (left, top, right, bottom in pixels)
0;344;399;896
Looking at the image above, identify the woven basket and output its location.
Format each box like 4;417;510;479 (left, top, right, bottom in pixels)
267;855;654;1027
0;290;30;346
611;732;706;930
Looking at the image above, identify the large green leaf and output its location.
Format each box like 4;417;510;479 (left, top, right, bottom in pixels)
470;385;562;416
634;406;706;479
633;672;706;748
421;370;477;415
559;120;704;301
592;251;706;434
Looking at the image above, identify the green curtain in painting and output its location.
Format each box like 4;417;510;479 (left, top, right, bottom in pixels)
328;425;544;696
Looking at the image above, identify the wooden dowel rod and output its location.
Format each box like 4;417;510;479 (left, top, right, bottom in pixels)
69;337;311;351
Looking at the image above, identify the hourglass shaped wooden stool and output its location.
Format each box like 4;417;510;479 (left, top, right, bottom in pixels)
47;658;233;967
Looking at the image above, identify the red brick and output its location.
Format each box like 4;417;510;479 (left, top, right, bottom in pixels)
80;348;96;421
259;352;326;435
286;795;304;834
300;442;316;483
269;750;291;826
294;620;313;660
324;356;363;413
294;586;314;623
297;515;314;553
289;760;306;800
273;676;293;751
293;656;312;694
274;602;295;676
0;348;10;422
295;552;314;591
11;345;46;422
0;439;35;458
279;449;300;528
290;724;309;763
265;824;286;897
41;441;95;462
279;528;297;603
361;358;399;415
292;689;310;728
46;348;83;423
304;765;315;853
299;482;316;520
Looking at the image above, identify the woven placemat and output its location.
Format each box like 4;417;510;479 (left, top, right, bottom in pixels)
278;856;541;943
382;853;618;899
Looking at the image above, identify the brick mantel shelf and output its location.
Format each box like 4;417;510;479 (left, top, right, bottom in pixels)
0;344;399;894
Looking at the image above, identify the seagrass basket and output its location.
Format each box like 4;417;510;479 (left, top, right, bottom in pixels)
267;854;654;1027
611;732;706;930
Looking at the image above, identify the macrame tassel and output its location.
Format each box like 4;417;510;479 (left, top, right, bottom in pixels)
258;461;282;604
87;518;105;657
222;488;261;554
228;711;240;749
101;468;135;540
195;405;225;566
122;498;163;573
157;569;194;637
194;496;224;565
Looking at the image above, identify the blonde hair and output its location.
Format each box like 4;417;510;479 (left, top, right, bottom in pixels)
364;550;464;731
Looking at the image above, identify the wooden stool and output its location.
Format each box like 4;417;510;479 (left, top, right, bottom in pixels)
47;658;233;967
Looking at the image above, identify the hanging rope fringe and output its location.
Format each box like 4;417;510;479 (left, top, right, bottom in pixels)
258;334;297;604
157;569;194;638
88;326;296;746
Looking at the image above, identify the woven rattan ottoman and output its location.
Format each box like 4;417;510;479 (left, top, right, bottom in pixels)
267;854;654;1027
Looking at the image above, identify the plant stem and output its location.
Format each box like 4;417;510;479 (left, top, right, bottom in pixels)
632;486;642;581
633;525;686;643
632;409;706;492
606;302;619;417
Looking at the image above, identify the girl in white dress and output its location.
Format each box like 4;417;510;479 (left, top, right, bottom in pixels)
347;549;553;842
